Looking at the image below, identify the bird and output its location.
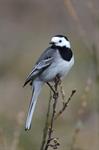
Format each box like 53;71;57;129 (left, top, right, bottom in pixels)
23;35;74;130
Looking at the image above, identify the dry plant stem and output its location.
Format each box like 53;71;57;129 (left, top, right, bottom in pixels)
44;79;59;150
41;77;75;150
46;82;55;94
92;45;99;79
70;127;80;150
40;91;52;150
59;82;65;104
55;90;76;120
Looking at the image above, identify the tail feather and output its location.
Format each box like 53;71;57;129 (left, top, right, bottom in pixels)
25;80;43;130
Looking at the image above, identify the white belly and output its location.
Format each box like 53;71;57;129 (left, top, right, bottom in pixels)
39;56;74;82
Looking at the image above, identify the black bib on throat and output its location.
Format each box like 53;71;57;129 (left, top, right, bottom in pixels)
51;45;73;61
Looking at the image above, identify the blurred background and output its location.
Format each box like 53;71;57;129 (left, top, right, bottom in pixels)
0;0;99;150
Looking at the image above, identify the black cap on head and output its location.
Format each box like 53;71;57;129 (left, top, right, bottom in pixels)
54;35;69;41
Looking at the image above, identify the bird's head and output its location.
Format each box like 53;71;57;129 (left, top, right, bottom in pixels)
50;35;71;48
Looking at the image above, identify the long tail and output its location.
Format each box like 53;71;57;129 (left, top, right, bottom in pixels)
25;80;43;130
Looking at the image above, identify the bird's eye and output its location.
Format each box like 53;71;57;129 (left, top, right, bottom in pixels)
59;40;62;43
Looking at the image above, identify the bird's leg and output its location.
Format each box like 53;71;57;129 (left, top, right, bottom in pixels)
59;82;65;105
55;75;65;105
51;75;61;99
46;82;55;94
54;74;61;85
46;75;61;97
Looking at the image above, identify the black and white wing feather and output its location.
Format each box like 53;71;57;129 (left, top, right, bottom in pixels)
23;47;56;86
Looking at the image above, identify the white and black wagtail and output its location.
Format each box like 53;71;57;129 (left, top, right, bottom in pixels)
24;35;74;130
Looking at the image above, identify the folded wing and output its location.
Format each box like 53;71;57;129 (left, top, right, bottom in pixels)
23;57;53;86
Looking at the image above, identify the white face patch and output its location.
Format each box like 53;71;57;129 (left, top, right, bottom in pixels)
51;36;71;48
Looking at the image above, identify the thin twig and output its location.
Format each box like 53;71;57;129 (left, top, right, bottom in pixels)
46;82;55;94
55;90;76;120
41;76;76;150
59;82;65;104
44;79;59;150
40;91;52;150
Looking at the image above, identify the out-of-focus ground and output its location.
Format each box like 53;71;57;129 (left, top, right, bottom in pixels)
0;0;99;150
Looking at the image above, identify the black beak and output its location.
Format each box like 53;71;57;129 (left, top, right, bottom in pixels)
49;42;55;45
